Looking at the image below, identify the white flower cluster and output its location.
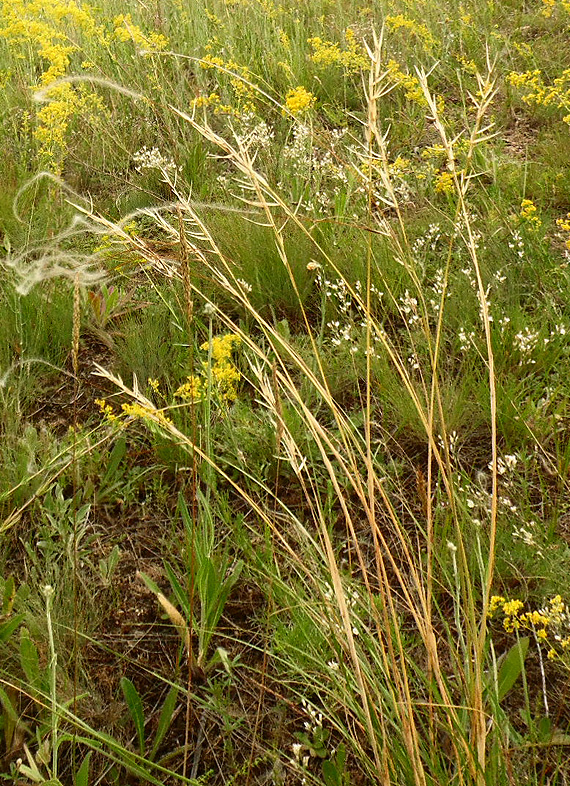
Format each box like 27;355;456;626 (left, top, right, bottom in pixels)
290;697;327;774
495;453;518;475
458;326;475;352
437;430;459;458
316;272;383;355
132;146;179;174
323;582;363;636
476;285;493;323
428;267;450;315
508;229;525;260
411;223;443;258
513;521;541;552
400;289;421;328
513;326;539;362
235;112;274;151
281;124;350;214
539;596;570;639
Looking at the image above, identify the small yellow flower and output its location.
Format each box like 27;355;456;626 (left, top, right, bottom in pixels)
284;86;315;115
174;375;203;401
434;171;455;195
502;599;524;617
556;214;570;249
95;398;117;421
121;402;172;425
520;199;542;229
201;333;241;362
488;595;506;617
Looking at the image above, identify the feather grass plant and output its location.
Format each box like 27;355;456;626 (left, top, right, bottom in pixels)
81;34;529;785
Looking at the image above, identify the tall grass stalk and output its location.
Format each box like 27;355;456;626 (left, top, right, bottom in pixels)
43;584;59;779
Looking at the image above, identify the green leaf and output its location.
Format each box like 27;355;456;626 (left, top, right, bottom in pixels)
74;752;92;786
137;570;162;597
549;732;570;745
322;759;341;786
0;612;24;643
164;562;192;620
149;685;179;761
497;637;529;701
336;743;346;773
120;677;145;756
537;716;552;742
103;437;127;483
0;685;19;750
20;629;40;687
275;319;291;341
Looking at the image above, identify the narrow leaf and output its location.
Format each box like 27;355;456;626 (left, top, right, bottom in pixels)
74;752;91;786
0;613;24;643
120;677;145;756
20;630;40;686
497;637;529;701
149;685;179;760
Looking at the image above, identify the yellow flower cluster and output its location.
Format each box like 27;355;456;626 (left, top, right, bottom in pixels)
307;29;369;75
204;334;241;363
488;595;548;635
199;51;256;114
223;0;277;17
192;91;238;116
0;0;100;167
34;81;105;165
285;86;315;115
120;402;172;425
113;13;168;51
0;0;165;170
455;54;478;76
434;171;455;195
95;397;172;427
385;59;428;107
175;333;242;404
488;595;570;660
95;398;118;422
175;375;203;402
385;14;437;54
556;212;570;249
389;156;411;176
541;0;570;17
519;199;542;229
96;335;241;430
507;68;570;125
201;333;241;401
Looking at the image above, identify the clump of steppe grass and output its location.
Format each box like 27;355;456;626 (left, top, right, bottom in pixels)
59;32;570;785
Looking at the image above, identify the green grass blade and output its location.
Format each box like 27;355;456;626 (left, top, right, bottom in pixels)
149;684;179;761
120;677;145;756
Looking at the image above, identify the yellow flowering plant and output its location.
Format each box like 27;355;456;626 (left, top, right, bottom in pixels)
489;594;570;663
308;29;368;75
284;85;316;115
519;199;542;229
97;334;242;428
